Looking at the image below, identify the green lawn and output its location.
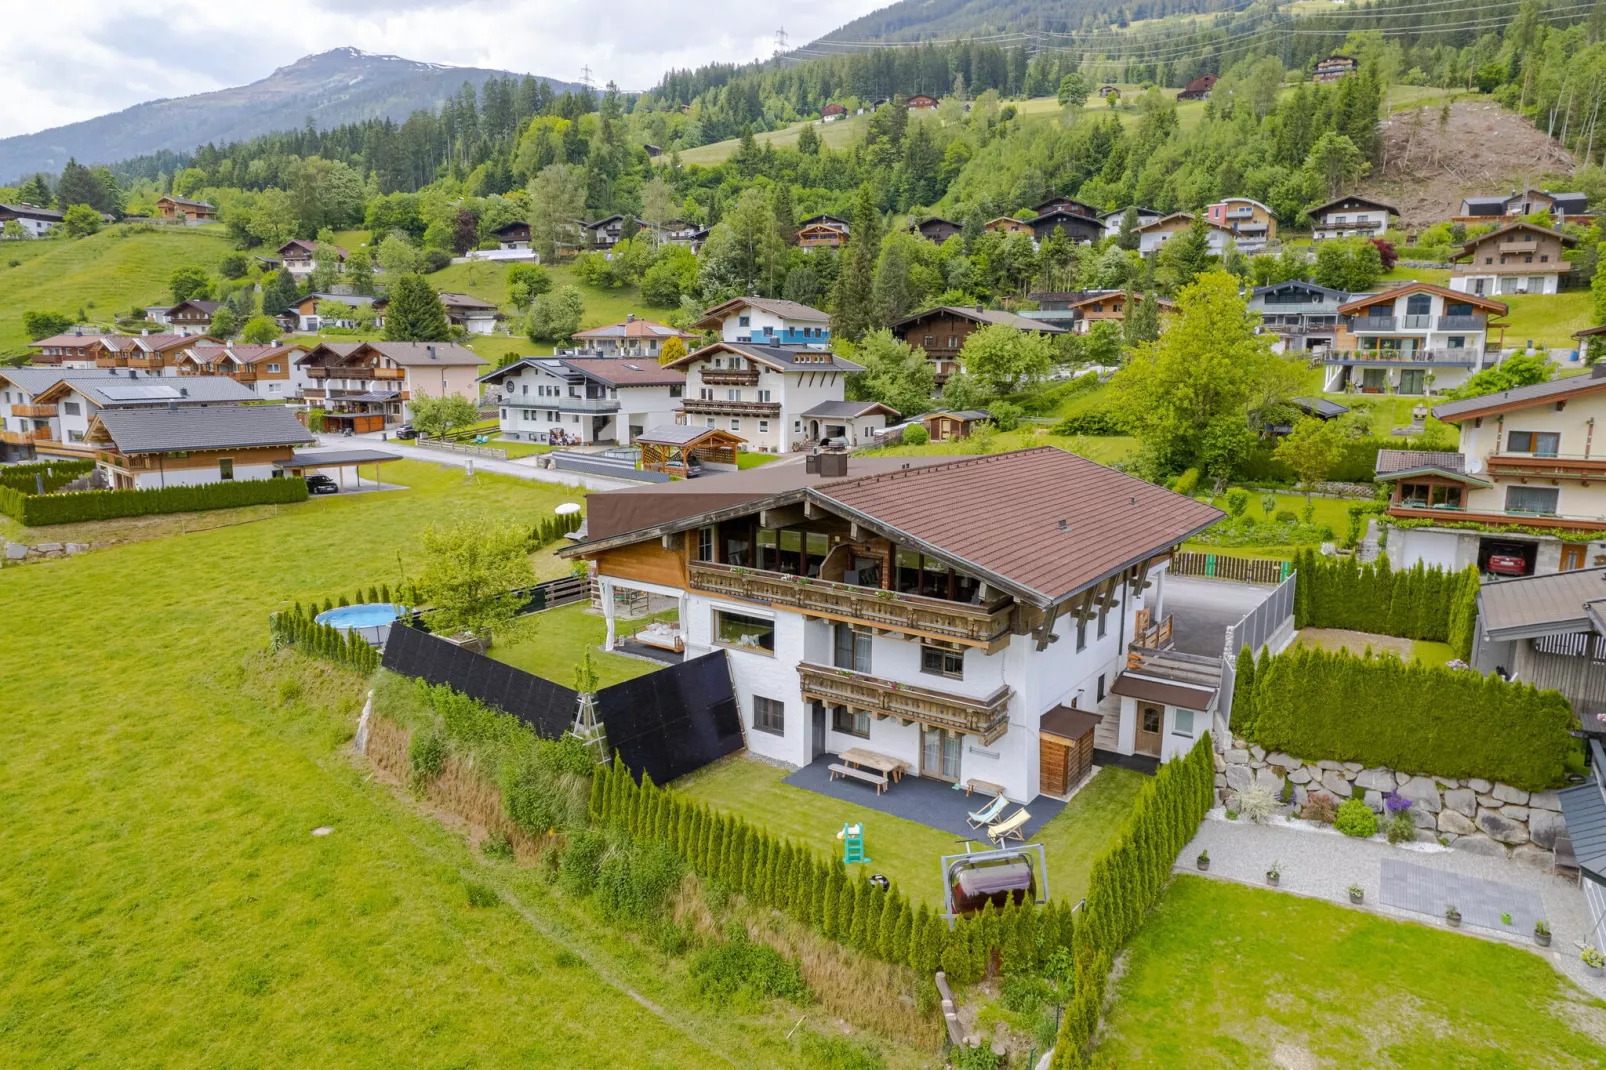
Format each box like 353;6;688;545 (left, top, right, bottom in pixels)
1;459;875;1066
425;260;665;332
0;225;233;352
1096;876;1606;1067
737;451;781;469
865;429;1138;466
488;600;665;688
1502;290;1595;350
675;759;1145;908
1381;265;1451;286
1295;628;1457;667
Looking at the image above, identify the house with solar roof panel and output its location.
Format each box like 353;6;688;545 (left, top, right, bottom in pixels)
560;447;1224;801
84;405;315;490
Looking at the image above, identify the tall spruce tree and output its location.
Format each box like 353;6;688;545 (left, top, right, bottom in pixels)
1232;645;1257;740
384;274;451;341
830;184;880;342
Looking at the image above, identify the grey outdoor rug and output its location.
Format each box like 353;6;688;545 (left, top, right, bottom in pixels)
1380;858;1546;934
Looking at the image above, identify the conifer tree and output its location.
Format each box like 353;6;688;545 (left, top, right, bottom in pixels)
822;865;843;937
1232;644;1257;740
862;884;884;952
879;892;904;963
829;184;880;342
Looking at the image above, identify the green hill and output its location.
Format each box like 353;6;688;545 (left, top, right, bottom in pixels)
0;226;233;354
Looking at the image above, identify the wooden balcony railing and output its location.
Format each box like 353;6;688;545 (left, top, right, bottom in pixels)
699;369;760;386
688;560;1014;650
373;367;405;380
796;661;1012;745
1485;452;1606;478
1132;612;1174;651
681;398;782;418
0;427;54;445
10;404;56;418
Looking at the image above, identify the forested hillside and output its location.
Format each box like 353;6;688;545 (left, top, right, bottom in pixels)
810;0;1242;45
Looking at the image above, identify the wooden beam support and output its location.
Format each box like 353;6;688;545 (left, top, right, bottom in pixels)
1033;602;1061;651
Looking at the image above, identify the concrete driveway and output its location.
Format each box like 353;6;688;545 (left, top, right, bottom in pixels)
1163;575;1275;657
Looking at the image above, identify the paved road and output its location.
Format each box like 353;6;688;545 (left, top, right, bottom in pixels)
1163;575;1275;657
312;433;634;492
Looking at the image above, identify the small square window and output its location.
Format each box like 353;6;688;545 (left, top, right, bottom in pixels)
752;696;784;735
1174;708;1195;736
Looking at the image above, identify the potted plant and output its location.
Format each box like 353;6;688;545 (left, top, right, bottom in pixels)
1445;904;1462;928
1266;860;1281;887
1196;850;1210;872
1348;884;1364;905
1583;946;1605;977
1534;920;1551;947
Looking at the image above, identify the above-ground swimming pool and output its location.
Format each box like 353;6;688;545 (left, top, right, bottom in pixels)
316;603;404;647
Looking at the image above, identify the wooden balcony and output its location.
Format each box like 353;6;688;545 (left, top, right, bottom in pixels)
681;397;781;418
1485;452;1606;479
797;661;1012;744
1386;504;1606;532
10;404;56;418
0;427;53;445
373;367;405;380
1132;612;1174;651
699;369;760;386
688;560;1014;650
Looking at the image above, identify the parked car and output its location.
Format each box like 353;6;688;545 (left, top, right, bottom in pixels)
394;423;418;440
1486;553;1527;577
305;474;339;495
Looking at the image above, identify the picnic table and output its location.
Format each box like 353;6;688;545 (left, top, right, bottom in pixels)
838;747;909;784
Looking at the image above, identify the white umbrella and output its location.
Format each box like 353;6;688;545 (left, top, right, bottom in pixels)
555;502;582;516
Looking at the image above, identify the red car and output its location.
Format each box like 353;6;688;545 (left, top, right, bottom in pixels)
1486;554;1527;577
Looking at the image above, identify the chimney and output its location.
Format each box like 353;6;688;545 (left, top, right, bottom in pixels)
128;369;137;379
167;400;178;411
427;345;437;360
180;387;188;397
141;328;149;337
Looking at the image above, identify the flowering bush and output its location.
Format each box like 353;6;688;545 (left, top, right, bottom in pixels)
1383;791;1412;816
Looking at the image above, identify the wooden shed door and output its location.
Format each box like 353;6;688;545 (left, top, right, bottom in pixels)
1040;738;1070;797
1136;706;1163;756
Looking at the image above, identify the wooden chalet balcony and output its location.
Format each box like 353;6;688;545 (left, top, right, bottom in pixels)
1452;261;1571;275
1326;349;1481;366
1485;452;1606;479
681;397;782;418
1132;613;1174;651
10;404;56;418
1387;504;1606;531
699;369;760;386
688;560;1014;650
1497;240;1546;254
0;427;53;445
372;367;405;380
94;357;128;368
126;357;161;369
797;661;1012;745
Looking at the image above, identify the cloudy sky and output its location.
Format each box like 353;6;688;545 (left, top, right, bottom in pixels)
0;0;886;139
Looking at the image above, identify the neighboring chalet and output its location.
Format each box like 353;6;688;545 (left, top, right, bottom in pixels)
1471;568;1606;717
1100;206;1162;238
1136;212;1229;257
1313;55;1358;83
1323;282;1507;394
155;196;217;223
1206;197;1277;253
0;367;123;460
985;217;1035;236
277;238;347;279
571;315;699;358
560;447;1224;798
1178;73;1218;101
891;306;1065;383
1458;189;1592;226
798;220;850;250
296;341;483;432
1380;366;1606;576
1308;194;1398;240
1023;291;1173;337
822;103;848;122
906;94;939;110
694;296;832;347
44;331;215;373
173;342;309;398
0;203;63;237
478;356;686;447
27;331;110;365
438;292;499;334
494;221;531;249
1449;221;1576;296
665;341;862;453
33;374;257;450
287;292;387;332
86;405;313;490
913;217;963;243
799;400;899;447
1245;280;1349;354
165;299;221;336
583;215;626;249
646;218;705;247
1098;85;1120;100
1029;197;1102;244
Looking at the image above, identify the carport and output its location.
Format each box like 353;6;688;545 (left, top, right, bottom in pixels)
274;448;404;490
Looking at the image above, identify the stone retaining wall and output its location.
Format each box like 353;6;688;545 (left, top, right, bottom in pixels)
3;540;89;565
1216;736;1565;867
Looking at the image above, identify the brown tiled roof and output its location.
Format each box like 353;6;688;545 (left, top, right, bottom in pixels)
1374;449;1465;476
1110;672;1217;709
558;358;686;387
573;318;696;340
1039;704;1102;741
812;447;1223;605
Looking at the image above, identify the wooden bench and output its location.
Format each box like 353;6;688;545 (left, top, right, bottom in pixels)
829;763;888;794
964;778;1005;798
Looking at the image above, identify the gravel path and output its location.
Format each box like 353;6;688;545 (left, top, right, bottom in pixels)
1177;810;1606;994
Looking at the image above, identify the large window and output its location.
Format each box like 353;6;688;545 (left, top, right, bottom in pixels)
714;609;774;653
1398;482;1463;510
921;644;963;679
832;705;870;738
1506;430;1560;456
834;624;872;673
752;696;784;735
696;526;714;562
1505;486;1559;515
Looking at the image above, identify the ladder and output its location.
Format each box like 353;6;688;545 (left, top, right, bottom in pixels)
840;822;869;865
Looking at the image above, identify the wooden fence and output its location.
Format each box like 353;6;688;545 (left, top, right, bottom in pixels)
413;438;510;461
1172;551;1291;585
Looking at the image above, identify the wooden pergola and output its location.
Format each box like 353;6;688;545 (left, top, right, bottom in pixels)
636;425;745;476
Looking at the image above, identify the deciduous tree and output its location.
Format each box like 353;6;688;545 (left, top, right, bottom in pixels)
415;514;536;647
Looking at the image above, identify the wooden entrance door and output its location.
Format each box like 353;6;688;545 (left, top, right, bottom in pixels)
1562;543;1587;571
1135;706;1162;756
1040;738;1070;797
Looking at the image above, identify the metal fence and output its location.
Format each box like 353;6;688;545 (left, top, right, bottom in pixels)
413;438;510;461
1173;551;1291;584
1217;570;1298;728
548;450;670;483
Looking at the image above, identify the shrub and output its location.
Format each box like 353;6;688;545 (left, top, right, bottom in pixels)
1334;797;1378;838
408;728;448;784
465;881;500;908
899;422;929;445
558;829;607;897
0;459;92;494
1000;973;1053;1014
594;839;685;922
1052;406;1129;437
22;310;73;340
798;1033;886;1070
1235;783;1278;824
1225;489;1250;517
419;248;452;273
1385;810;1417;845
988;400;1023;431
2;475;308;526
1299;793;1338;824
1273;509;1299;525
1169;468;1200;496
953;1047;1002;1070
688;932;811;1004
482;832;515;861
1250;646;1572;790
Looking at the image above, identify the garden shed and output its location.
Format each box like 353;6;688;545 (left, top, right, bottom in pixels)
636;425;744;477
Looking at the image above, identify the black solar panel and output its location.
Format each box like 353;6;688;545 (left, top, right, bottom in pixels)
600;652;743;785
381;624;576;739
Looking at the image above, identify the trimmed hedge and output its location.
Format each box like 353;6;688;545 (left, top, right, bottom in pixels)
0;459;93;494
1050;736;1216;1068
1292;549;1479;656
1249;647;1572;791
269;602;381;674
589;757;1080;986
1;475;308;525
